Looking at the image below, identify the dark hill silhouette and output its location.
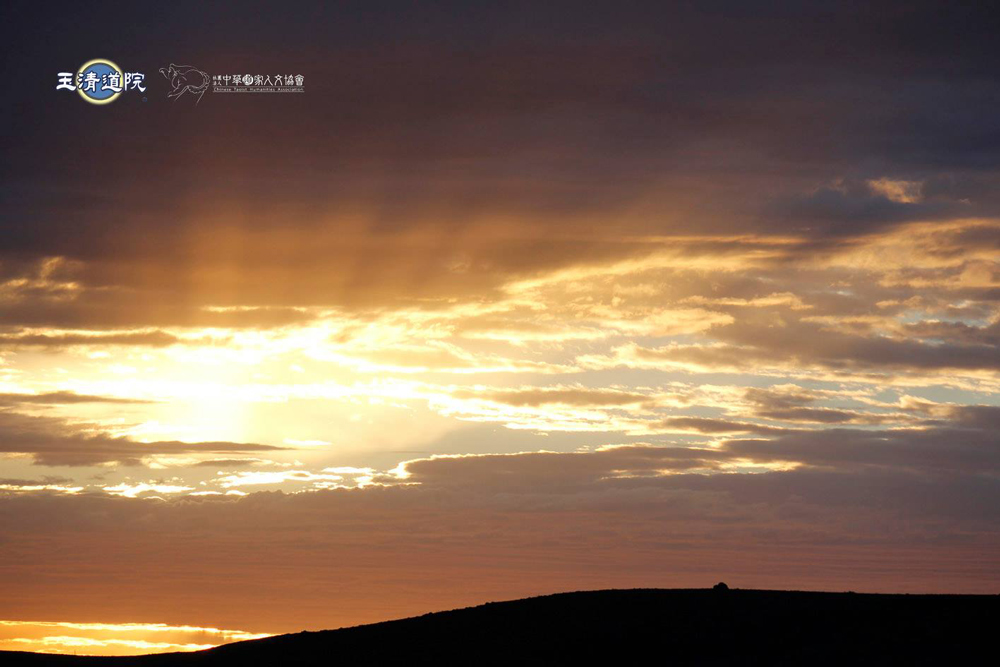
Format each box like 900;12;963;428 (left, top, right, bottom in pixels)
3;588;997;665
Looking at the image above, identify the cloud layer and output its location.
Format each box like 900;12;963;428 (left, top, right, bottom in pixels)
1;0;1000;645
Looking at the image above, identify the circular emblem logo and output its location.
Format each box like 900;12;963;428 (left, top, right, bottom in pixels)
76;59;125;105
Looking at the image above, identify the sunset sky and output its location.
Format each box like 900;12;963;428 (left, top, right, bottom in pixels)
2;0;999;655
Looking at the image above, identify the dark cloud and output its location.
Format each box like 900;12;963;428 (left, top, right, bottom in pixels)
455;387;650;407
0;330;180;348
724;424;1000;475
0;476;73;486
655;417;786;436
745;386;822;410
771;182;962;238
193;458;269;468
753;407;876;424
398;446;727;491
0;297;316;330
0;391;153;406
903;319;1000;348
0;411;283;466
610;311;1000;375
1;2;999;321
944;405;1000;430
716;319;1000;373
742;386;884;424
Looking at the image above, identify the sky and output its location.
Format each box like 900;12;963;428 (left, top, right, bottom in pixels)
2;0;1000;655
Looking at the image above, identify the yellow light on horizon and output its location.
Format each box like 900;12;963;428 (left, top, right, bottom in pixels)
0;619;272;657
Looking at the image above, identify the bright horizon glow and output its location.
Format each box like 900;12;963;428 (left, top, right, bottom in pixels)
0;620;272;656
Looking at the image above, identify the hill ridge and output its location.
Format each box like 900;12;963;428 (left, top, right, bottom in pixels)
4;588;997;665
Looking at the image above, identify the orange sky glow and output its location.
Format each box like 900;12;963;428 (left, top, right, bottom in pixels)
3;1;1000;656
